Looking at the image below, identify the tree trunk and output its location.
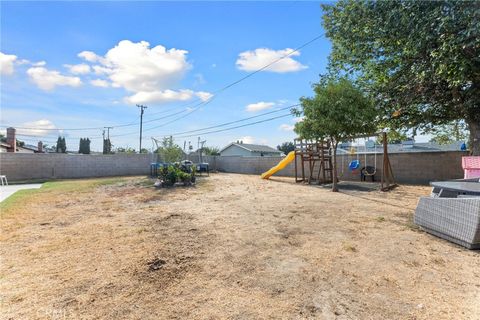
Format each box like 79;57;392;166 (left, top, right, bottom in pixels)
467;119;480;156
331;140;339;192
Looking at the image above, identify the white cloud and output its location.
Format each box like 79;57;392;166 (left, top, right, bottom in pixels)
293;116;304;123
32;61;46;67
279;124;295;132
79;40;211;105
195;91;213;102
236;48;307;73
90;79;110;88
104;40;190;92
245;101;275;112
125;89;212;105
17;119;58;136
92;65;111;75
27;67;82;91
78;51;102;63
17;59;31;65
64;63;91;74
1;52;17;75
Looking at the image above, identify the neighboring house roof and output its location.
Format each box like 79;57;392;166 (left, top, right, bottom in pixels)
220;143;281;154
22;144;38;152
338;141;465;154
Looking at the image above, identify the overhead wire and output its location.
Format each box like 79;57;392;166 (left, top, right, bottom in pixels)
0;33;323;134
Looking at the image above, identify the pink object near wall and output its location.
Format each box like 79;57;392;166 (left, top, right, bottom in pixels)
462;156;480;179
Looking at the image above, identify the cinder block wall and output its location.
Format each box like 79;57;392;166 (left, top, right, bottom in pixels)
0;151;467;184
0;153;152;181
205;151;467;185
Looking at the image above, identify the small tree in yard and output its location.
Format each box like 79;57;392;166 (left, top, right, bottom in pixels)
155;136;183;163
294;77;378;192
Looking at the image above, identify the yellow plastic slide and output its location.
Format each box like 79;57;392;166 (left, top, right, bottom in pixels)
261;151;295;179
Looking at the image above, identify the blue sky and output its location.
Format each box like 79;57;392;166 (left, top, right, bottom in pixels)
1;1;333;151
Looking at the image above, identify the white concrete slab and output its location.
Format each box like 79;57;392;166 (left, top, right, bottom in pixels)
0;184;43;203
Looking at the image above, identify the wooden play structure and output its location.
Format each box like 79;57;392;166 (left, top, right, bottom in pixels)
294;139;333;185
293;132;397;191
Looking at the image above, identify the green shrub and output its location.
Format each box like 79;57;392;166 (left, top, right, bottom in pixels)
165;166;178;186
158;164;196;187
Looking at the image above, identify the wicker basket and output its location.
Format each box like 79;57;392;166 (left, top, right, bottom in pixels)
414;197;480;249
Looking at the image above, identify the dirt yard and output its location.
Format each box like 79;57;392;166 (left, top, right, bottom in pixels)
1;174;479;319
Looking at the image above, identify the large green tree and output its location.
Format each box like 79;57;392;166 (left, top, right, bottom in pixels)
294;78;378;192
322;0;480;154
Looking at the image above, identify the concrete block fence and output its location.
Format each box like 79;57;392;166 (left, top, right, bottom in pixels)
204;151;467;185
0;153;152;181
0;151;467;184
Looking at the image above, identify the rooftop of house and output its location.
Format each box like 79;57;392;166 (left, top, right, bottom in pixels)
337;141;465;154
221;142;281;154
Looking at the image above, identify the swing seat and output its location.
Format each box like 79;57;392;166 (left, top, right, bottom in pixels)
361;166;376;182
349;160;360;171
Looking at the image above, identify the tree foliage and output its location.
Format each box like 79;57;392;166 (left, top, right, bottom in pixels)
0;134;24;147
376;129;408;145
294;77;378;191
430;120;469;145
322;0;480;154
116;147;136;153
78;138;91;154
277;142;295;155
155;136;183;163
56;137;66;153
103;139;112;154
203;146;220;156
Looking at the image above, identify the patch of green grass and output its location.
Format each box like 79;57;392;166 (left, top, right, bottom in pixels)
41;177;128;192
1;177;131;215
0;188;41;212
376;216;385;222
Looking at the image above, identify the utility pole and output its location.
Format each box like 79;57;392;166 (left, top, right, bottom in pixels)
103;126;113;154
104;126;113;140
137;105;147;153
199;139;206;163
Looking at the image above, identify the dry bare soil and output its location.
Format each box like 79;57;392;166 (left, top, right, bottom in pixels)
1;174;479;320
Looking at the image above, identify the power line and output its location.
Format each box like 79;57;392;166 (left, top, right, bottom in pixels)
155;104;299;138
142;34;324;131
171;113;292;139
0;33;324;133
14;102;299;141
